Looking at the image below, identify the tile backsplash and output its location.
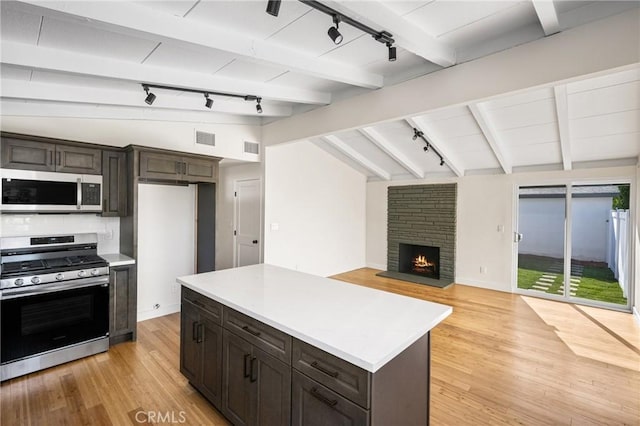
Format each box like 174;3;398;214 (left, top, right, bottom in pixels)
0;214;120;254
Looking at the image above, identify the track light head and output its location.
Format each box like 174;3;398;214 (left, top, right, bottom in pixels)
143;85;156;105
440;159;445;166
204;93;213;109
328;15;343;44
423;145;429;152
266;0;281;17
256;98;263;114
387;43;396;62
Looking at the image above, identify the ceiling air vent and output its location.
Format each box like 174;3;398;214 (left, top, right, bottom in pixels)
195;131;216;147
244;141;260;155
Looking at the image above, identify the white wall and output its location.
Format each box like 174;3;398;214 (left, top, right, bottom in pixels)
0;116;262;162
217;162;263;270
366;166;637;294
264;141;366;277
0;214;120;254
137;184;195;321
635;164;640;322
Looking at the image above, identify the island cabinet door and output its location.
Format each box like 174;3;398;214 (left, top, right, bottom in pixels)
222;330;253;426
292;371;369;426
252;348;291;426
180;301;201;385
200;313;223;408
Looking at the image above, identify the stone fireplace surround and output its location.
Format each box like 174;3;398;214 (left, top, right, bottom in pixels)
377;183;456;288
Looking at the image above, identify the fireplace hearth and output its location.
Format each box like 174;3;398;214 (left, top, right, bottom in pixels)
399;243;440;280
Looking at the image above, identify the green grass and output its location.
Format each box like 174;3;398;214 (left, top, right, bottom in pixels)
517;254;627;305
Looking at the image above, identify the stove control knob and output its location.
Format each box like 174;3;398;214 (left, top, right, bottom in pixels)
31;276;41;284
14;278;24;286
56;273;64;281
91;269;99;276
78;270;87;278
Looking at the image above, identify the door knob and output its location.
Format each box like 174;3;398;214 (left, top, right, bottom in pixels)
252;240;258;244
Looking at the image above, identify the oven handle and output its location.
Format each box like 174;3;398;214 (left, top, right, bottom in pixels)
0;276;109;300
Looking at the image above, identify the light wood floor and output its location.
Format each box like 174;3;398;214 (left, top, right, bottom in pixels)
2;268;639;425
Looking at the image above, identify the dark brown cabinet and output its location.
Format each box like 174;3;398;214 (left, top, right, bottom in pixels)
109;264;137;345
180;288;224;408
102;150;128;217
139;151;217;183
222;330;291;426
292;371;369;426
1;137;102;174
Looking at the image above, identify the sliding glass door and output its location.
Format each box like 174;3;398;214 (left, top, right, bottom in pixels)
516;183;630;310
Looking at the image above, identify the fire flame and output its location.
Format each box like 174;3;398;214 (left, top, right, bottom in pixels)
413;255;434;268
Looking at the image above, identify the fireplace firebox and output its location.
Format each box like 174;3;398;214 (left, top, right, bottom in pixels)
398;243;440;280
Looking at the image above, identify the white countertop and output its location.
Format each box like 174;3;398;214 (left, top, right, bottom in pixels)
100;253;136;267
177;264;452;373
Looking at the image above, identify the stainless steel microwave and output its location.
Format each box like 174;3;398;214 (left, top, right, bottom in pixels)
1;169;102;213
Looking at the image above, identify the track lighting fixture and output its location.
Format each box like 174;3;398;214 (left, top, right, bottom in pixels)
140;84;263;114
272;1;396;62
387;43;397;62
266;0;281;17
143;85;156;105
411;128;445;167
327;15;343;45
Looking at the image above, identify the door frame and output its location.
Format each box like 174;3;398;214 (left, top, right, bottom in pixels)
233;178;263;268
512;177;635;313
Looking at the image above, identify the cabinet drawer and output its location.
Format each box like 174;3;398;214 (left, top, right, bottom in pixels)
293;338;370;409
292;371;369;426
182;287;222;325
223;308;291;365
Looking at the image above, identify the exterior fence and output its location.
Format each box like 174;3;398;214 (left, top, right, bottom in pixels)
607;209;630;297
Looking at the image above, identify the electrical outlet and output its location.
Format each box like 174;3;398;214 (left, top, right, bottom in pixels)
480;266;487;274
153;303;160;310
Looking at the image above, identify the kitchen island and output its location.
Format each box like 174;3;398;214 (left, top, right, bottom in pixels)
177;264;452;426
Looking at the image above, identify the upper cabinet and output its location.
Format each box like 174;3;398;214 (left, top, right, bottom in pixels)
1;136;102;175
102;150;128;217
139;151;217;183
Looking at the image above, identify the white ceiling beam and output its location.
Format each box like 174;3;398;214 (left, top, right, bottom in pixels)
14;0;383;89
1;42;328;106
1;80;292;117
263;10;639;145
359;127;424;178
403;118;464;177
322;135;391;180
468;104;512;174
532;0;561;36
326;1;456;67
553;85;571;170
0;100;263;125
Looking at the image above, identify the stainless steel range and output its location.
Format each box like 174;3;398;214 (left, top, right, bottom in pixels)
0;233;110;381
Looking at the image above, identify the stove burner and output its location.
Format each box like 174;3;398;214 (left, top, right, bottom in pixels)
2;260;46;274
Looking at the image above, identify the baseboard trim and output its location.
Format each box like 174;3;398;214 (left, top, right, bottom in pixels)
633;306;640;326
455;277;511;293
138;303;180;322
366;263;386;271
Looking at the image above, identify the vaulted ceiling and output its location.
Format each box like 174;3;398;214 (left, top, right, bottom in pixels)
1;0;638;178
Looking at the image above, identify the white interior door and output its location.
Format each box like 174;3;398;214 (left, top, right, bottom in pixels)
138;183;195;321
234;179;261;267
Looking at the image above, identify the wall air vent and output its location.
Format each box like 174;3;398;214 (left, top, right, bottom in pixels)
244;141;260;155
195;131;216;147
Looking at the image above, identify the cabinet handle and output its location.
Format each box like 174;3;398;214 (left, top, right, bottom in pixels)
242;325;261;337
192;321;199;342
196;323;203;343
243;354;251;378
250;357;257;383
310;388;338;407
311;361;339;378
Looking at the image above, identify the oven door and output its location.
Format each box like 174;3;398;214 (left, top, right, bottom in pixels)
1;278;109;364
